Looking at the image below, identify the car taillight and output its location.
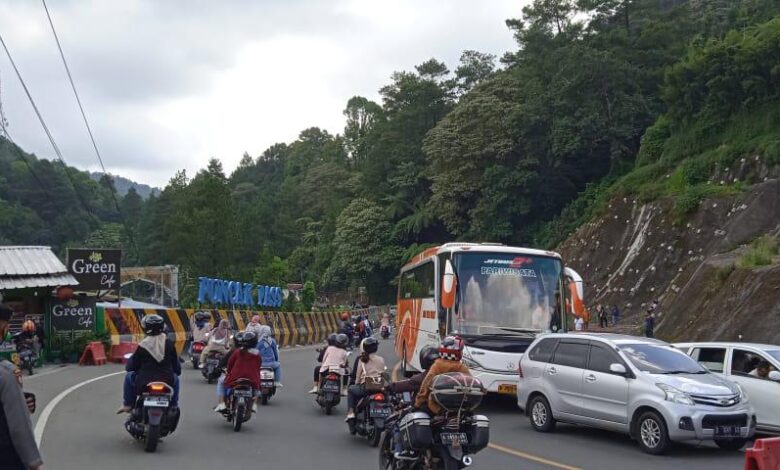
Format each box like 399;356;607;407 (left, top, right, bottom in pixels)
371;393;385;402
518;359;524;378
149;383;166;393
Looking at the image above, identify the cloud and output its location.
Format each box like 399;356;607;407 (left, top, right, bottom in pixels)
0;0;523;187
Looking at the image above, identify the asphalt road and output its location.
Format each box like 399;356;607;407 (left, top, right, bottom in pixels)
25;339;748;470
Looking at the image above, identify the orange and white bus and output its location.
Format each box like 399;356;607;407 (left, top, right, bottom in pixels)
395;242;585;394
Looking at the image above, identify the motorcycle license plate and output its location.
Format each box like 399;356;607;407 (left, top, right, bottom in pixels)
144;397;169;407
369;406;391;418
260;371;274;380
234;390;253;398
714;425;741;437
261;380;274;387
322;382;340;393
439;432;468;445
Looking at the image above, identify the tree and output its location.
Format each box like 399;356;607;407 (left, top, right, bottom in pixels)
343;96;383;168
301;281;316;311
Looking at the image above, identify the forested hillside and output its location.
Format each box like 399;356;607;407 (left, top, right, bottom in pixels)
2;0;779;306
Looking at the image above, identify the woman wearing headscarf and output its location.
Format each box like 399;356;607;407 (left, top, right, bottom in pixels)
245;315;264;337
257;325;282;387
200;319;232;365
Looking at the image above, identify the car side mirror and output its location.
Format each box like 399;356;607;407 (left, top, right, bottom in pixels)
769;370;780;382
610;363;627;376
441;259;457;310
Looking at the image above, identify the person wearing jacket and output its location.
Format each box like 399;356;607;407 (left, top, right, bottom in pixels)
414;336;470;416
118;314;181;413
257;325;282;387
189;311;212;361
309;333;349;394
200;319;231;364
0;304;43;470
214;331;261;413
244;315;263;337
345;337;386;422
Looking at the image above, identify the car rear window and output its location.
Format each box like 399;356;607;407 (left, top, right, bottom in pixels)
527;338;559;363
551;341;588;368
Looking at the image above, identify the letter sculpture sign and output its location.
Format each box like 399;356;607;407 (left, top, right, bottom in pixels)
197;277;283;308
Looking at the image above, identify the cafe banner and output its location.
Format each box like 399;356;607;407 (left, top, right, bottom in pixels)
67;248;121;292
50;297;97;333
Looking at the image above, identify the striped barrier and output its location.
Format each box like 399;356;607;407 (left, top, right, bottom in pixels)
102;307;351;353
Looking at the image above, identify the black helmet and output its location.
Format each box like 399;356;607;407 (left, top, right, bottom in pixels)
335;333;348;348
194;311;209;322
419;345;439;370
142;314;165;336
361;337;379;355
235;331;258;349
327;333;338;346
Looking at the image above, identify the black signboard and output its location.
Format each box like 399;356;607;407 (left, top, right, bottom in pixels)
49;297;97;333
67;248;121;292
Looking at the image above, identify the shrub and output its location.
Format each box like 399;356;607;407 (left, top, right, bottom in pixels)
738;236;779;268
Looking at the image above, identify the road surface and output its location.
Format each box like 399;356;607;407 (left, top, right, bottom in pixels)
24;339;748;469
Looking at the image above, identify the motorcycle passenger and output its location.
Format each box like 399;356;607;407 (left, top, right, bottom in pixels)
345;337;385;422
118;315;181;414
339;312;355;349
200;319;231;365
413;336;470;416
13;322;37;361
309;333;349;394
189;311;212;362
312;334;337;391
214;331;261;413
244;315;264;337
257;325;283;387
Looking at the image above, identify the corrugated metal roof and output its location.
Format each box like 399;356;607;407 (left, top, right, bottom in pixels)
0;273;79;290
0;246;69;276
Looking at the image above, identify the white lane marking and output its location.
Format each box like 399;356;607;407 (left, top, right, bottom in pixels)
24;366;69;381
34;371;125;446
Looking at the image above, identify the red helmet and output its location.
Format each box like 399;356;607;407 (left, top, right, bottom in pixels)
22;320;35;333
341;312;349;321
438;336;464;361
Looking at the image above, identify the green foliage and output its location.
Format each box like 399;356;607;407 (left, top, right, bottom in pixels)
738;236;779;268
301;281;316;312
714;264;735;282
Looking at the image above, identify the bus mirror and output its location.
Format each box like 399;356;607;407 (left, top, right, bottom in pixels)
441;259;457;310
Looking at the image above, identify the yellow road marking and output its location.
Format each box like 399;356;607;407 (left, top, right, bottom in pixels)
488;443;582;470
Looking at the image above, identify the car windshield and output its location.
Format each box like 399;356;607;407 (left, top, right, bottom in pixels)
620;343;706;374
451;252;563;335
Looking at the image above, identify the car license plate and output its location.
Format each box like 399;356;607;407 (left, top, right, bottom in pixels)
498;384;517;395
439;432;468;445
370;406;391;418
714;425;741;437
322;382;340;393
144;397;169;407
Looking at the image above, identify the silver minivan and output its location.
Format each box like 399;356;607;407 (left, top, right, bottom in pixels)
516;333;756;454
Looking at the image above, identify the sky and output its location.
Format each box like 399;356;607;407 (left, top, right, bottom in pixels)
0;0;523;188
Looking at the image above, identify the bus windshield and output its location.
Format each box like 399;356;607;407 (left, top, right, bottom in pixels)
451;252;563;335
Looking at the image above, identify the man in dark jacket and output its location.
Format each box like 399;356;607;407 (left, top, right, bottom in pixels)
0;304;43;469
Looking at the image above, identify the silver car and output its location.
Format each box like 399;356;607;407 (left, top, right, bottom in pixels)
516;333;756;454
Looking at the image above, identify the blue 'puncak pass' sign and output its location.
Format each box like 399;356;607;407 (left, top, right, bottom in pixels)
197;277;283;307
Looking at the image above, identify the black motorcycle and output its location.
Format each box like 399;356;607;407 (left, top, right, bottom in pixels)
202;350;224;384
14;335;36;376
316;366;345;415
380;325;390;340
220;378;255;432
258;367;276;405
378;373;489;470
348;386;393;447
124;381;180;453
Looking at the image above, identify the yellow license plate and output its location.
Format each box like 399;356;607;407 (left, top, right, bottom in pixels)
498;384;517;395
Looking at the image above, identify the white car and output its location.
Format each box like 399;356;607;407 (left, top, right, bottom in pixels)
674;342;780;434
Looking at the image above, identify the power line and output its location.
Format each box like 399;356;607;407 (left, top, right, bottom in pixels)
41;0;141;261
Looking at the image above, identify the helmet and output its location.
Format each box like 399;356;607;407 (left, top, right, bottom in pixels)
335;333;348;348
235;331;258;349
419;345;439;370
341;312;349;321
438;336;464;361
141;314;165;336
361;337;379;355
194;311;210;323
22;320;35;333
327;333;337;346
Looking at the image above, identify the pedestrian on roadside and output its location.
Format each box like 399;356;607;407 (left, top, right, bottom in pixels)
611;305;620;326
0;304;43;470
598;304;608;328
574;316;584;331
644;309;655;338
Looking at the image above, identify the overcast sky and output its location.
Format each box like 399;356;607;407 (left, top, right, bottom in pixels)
0;0;522;187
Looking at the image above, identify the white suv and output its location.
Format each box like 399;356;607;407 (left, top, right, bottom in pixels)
517;333;756;454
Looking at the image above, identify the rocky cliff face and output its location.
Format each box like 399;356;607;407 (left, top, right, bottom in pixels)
557;158;780;343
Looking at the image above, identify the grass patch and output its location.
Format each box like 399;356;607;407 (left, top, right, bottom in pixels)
738;236;779;268
714;264;735;282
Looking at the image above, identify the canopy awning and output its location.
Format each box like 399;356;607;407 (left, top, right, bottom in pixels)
0;246;79;291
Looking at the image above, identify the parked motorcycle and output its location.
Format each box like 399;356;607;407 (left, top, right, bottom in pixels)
190;340;205;369
380;325;390;340
316;366;345;415
258;367;276;405
124;381;180;453
378;373;489;469
202;350;224;384
348;388;392;447
219;377;255;432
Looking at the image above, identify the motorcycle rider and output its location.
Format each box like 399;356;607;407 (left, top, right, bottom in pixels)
189;311;212;365
214;331;261;413
309;333;349;394
244;315;263;337
345;337;385;422
339;312;355;349
257;325;283;387
413;336;470;416
13;321;37;364
200;318;231;365
117;314;181;414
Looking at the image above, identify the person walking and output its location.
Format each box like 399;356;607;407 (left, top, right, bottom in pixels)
644;309;655;338
611;305;620;326
0;304;43;469
598;304;608;328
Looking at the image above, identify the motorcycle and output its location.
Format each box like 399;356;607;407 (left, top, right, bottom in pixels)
202;350;224;384
124;381;180;453
14;336;36;375
258;367;276;405
220;377;255;432
316;365;345;415
190;340;205;369
348;386;393;447
378;373;489;470
380;325;390;340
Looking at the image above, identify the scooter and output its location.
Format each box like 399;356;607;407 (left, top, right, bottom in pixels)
220;378;255;432
380;325;390;340
190;341;205;369
202;351;224;384
124;381;180;453
258;367;276;405
347;388;392;447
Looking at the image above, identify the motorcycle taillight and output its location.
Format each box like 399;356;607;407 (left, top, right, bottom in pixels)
328;374;338;380
371;393;385;402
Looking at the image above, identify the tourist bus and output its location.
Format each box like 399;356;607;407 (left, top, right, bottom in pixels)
395;242;585;394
